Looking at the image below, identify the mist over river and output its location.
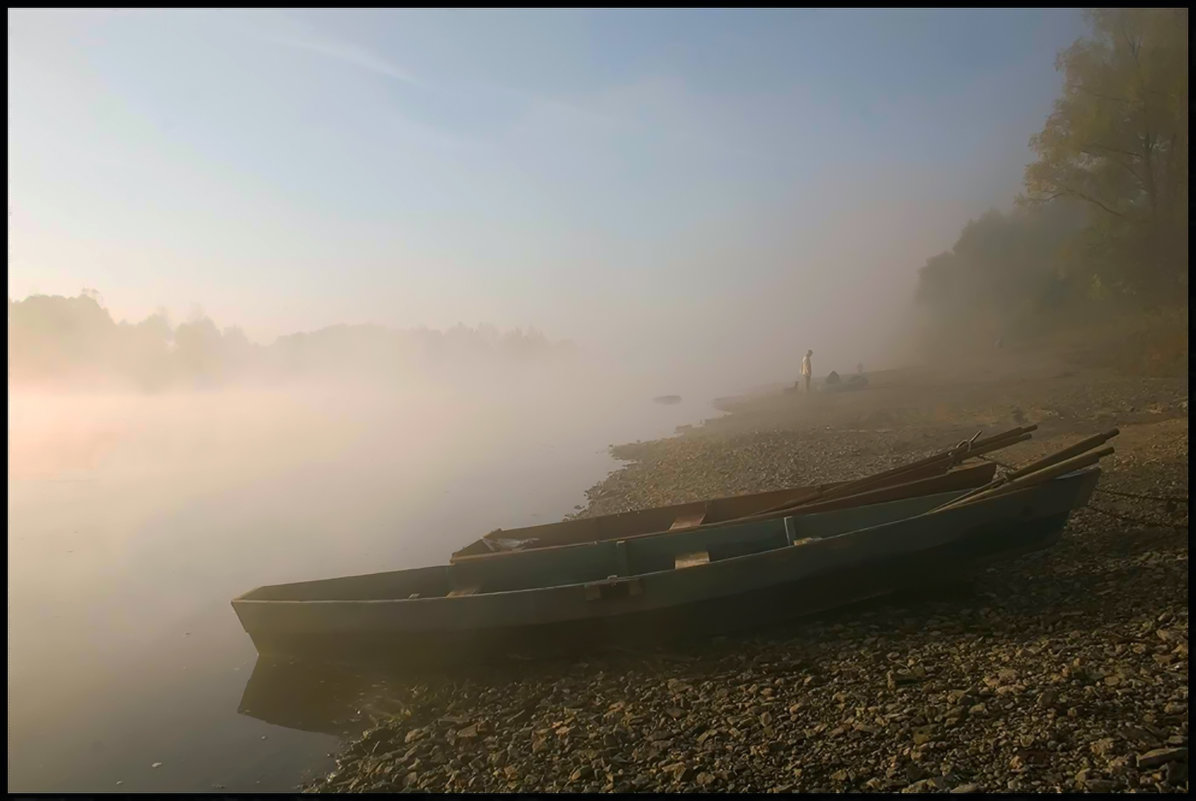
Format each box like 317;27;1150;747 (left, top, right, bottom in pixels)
7;375;716;792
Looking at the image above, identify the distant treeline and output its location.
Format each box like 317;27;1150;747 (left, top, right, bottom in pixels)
914;9;1187;348
8;292;579;391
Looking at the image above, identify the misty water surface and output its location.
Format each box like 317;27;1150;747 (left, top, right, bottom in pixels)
8;377;708;792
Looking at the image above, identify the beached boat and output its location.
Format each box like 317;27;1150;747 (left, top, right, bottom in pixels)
449;426;1041;561
450;461;998;562
231;466;1101;667
444;461;995;573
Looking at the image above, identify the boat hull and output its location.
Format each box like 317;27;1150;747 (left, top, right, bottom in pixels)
232;468;1098;667
238;514;1071;668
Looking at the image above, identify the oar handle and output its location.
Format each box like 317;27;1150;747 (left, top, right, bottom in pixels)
1004;429;1119;480
936;429;1121;510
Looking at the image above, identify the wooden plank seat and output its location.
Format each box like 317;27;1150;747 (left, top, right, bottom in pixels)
674;550;710;569
669;510;707;531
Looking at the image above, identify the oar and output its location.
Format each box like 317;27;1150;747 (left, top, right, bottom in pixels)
783;462;999;516
731;425;1037;523
832;425;1037;493
931;429;1120;511
1002;428;1119;481
929;446;1114;513
738;429;1034;522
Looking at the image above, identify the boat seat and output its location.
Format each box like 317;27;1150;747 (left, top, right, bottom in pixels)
669;510;707;530
675;550;710;569
447;585;481;598
783;517;816;546
614;540;631;577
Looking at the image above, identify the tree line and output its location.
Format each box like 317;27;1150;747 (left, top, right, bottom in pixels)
8;292;578;391
914;8;1187;347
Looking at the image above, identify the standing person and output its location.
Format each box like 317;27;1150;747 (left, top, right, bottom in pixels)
801;349;813;393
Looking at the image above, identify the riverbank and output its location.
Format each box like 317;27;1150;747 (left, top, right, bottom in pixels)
304;362;1188;794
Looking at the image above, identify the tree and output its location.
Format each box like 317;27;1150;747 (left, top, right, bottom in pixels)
914;202;1085;348
173;316;224;386
1021;9;1188;298
7;293;119;382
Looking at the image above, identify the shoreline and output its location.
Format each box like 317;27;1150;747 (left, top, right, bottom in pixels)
299;364;1188;794
573;362;1186;520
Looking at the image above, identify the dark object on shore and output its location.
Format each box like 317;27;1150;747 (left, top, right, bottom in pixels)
823;373;868;393
231;430;1113;667
653;395;682;405
825;370;841;386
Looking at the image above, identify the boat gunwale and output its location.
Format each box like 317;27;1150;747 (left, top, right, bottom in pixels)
448;462;997;564
234;485;972;604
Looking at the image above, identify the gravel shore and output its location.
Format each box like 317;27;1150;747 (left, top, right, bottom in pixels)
304;364;1188;794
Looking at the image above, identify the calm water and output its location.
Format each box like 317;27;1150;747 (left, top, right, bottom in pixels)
7;379;710;792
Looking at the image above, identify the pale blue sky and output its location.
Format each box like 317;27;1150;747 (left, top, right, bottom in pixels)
8;8;1086;386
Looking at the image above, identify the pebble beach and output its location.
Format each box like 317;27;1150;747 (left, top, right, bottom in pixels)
302;361;1189;794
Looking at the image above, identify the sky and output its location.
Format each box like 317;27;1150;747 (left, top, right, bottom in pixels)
8;9;1088;387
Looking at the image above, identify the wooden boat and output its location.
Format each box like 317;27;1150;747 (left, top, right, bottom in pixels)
231;465;1100;667
450;461;998;562
449;425;1043;561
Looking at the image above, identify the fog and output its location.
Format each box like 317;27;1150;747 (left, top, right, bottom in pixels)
9;341;714;790
17;5;1182;792
3;214;935;788
6;306;723;601
1;199;976;793
12;8;1044;405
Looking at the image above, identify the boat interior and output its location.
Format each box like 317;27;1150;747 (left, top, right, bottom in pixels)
449;462;995;561
448;484;828;560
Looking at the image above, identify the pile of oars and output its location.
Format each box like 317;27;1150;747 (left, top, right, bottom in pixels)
928;428;1119;512
726;424;1040;525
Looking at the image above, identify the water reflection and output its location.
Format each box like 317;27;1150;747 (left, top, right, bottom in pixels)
236;652;576;739
238;657;403;737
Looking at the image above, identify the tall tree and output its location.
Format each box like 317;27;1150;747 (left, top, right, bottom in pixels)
1021;8;1188;298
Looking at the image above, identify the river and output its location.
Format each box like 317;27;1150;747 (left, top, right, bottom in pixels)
7;377;715;792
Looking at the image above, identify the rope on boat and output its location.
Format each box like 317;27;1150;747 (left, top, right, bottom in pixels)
949;430;984;459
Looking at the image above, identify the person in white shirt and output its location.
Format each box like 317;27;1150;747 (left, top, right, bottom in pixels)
801;349;813;393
